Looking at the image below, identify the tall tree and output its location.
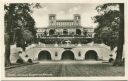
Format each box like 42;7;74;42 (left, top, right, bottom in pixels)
4;3;38;66
113;4;124;66
94;3;124;66
4;4;16;66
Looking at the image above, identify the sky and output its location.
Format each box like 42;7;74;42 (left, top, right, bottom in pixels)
31;3;99;28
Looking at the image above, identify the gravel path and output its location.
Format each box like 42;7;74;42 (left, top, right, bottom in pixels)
5;61;124;77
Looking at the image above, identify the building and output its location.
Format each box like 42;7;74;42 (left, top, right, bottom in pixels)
36;14;95;44
10;14;112;62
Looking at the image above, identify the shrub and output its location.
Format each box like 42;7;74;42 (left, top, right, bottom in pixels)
16;58;24;64
109;58;114;63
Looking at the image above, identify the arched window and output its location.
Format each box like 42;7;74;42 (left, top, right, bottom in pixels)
76;29;81;35
44;31;47;36
83;30;87;36
78;51;81;56
49;29;55;35
55;52;58;56
63;29;68;35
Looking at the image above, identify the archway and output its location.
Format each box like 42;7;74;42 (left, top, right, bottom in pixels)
62;50;74;60
76;29;81;35
85;50;98;60
38;50;51;60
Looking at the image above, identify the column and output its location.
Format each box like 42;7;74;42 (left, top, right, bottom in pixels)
56;22;59;26
58;22;59;26
56;22;57;26
67;22;69;26
72;22;73;26
60;22;61;26
69;22;71;26
61;29;63;35
62;22;64;25
81;29;84;36
67;29;69;35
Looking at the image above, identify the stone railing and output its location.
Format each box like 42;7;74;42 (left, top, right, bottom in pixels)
36;43;110;49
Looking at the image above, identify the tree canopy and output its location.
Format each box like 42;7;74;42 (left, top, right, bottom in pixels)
4;3;37;47
94;4;120;50
94;3;124;66
4;3;39;66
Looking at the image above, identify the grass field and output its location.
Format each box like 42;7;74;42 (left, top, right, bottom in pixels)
5;61;124;77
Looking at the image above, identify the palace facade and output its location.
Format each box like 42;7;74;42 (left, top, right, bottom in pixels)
10;14;113;62
36;14;95;44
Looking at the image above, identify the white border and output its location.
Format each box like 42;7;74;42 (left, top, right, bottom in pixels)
0;0;128;80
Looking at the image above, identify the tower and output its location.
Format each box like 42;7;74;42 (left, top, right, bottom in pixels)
74;14;81;26
49;14;56;26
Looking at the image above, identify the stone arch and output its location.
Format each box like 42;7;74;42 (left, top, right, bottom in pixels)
85;50;98;60
38;50;51;60
76;29;81;35
61;50;75;60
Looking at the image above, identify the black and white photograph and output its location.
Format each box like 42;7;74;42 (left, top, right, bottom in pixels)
3;2;125;77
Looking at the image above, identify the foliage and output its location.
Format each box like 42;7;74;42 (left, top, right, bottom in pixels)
16;58;24;64
27;59;33;63
94;4;120;50
94;3;124;66
4;3;41;66
4;3;37;48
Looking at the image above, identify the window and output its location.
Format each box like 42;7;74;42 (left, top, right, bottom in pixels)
63;29;68;35
76;29;81;35
78;51;81;56
51;21;53;23
49;29;55;35
55;52;58;56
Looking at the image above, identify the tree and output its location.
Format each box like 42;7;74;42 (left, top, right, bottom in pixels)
4;3;39;66
94;3;124;66
113;4;124;66
94;4;120;48
4;33;11;66
4;4;16;66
